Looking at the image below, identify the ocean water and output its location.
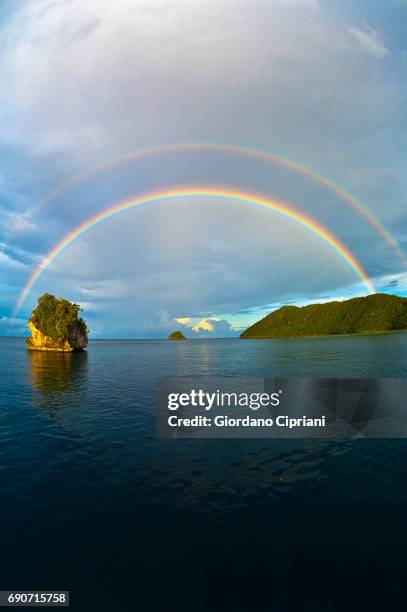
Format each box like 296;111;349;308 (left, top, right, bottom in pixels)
1;334;407;611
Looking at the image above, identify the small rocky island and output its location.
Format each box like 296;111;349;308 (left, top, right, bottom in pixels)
241;293;407;339
168;330;186;340
27;293;88;351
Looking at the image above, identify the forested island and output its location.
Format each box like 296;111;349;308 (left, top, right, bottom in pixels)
27;293;88;351
240;294;407;339
168;330;186;340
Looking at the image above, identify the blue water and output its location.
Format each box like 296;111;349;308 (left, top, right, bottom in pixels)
1;334;407;611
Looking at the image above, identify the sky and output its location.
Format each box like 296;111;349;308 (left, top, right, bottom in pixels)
0;0;406;338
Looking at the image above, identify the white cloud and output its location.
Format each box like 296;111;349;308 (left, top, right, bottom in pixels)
176;315;236;337
375;270;407;292
6;211;38;234
347;25;390;58
0;245;30;270
175;317;192;325
191;317;219;332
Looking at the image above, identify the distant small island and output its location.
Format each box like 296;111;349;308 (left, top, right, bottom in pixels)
240;293;407;339
27;293;88;351
168;330;186;340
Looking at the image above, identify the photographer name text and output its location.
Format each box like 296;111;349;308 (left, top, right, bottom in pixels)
167;389;325;429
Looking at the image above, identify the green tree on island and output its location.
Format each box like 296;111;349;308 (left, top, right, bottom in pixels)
29;293;88;345
168;330;187;340
240;294;407;339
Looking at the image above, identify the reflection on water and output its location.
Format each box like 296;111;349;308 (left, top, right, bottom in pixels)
27;349;88;409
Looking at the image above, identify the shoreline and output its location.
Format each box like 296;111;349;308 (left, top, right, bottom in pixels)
240;328;407;341
2;329;407;342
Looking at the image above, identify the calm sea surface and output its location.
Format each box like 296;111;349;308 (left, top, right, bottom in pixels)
1;334;407;611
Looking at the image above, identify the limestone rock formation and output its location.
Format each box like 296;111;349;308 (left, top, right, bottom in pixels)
26;293;88;352
27;320;88;351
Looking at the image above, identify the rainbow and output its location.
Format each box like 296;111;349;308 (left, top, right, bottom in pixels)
11;142;406;268
14;187;375;313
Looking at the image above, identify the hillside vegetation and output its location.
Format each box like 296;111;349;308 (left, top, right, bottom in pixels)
168;330;186;340
240;294;407;339
29;293;88;344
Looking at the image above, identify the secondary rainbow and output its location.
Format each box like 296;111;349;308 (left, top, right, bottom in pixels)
15;188;375;313
12;142;406;268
